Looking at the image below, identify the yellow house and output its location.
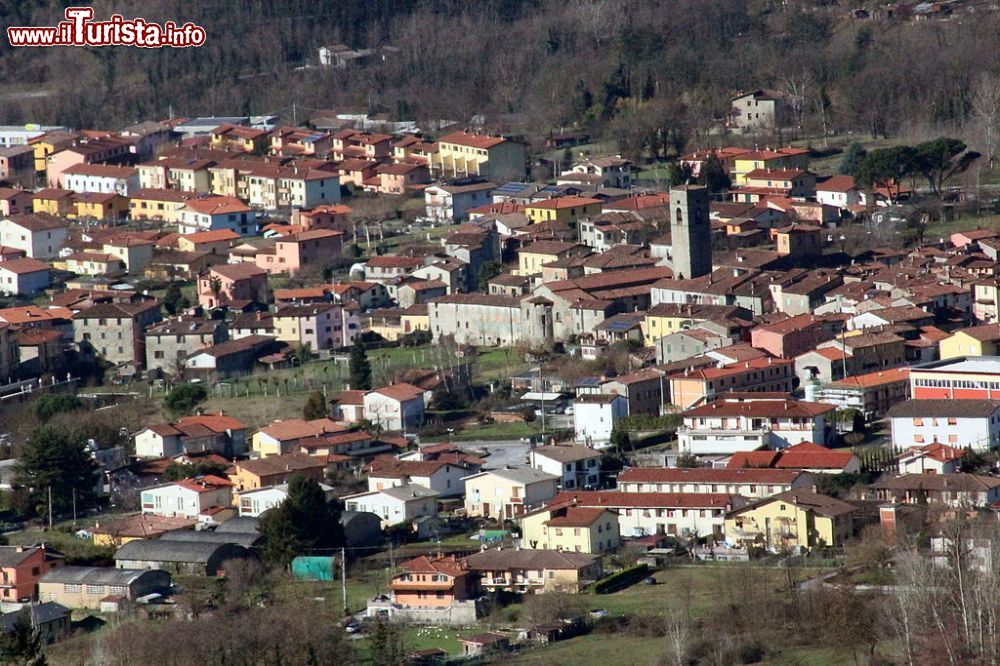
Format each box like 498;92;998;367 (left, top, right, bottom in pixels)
524;196;603;225
30;131;77;173
940;324;1000;360
431;131;526;181
73;192;129;221
732;147;810;185
91;514;196;548
401;305;430;337
32;188;76;216
724;489;856;552
209;124;271;153
463;468;559;521
130;188;198;224
516;240;588;276
520;505;620;554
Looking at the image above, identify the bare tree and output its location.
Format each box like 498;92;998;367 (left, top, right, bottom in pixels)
971;72;1000;169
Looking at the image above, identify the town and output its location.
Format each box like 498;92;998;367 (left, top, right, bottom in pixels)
0;2;998;665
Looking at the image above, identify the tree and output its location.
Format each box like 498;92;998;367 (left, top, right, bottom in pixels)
163;282;190;315
676;453;698;468
162;461;228;482
33;393;81;421
609;428;631;451
0;610;45;666
972;73;1000;169
857;146;918;204
477;261;503;291
699;155;731;194
348;340;372;390
15;426;98;518
369;617;407;666
303;390;328;421
163;383;208;416
258;476;345;568
666;161;694;187
839;142;867;177
912;137;980;197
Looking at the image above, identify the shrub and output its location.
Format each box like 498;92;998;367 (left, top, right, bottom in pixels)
593;563;649;594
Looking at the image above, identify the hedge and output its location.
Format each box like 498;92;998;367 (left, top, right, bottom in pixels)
593;563;650;594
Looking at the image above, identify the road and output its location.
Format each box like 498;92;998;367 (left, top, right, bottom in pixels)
456;439;531;469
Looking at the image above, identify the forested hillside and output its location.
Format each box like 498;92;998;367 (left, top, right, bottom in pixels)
1;0;998;158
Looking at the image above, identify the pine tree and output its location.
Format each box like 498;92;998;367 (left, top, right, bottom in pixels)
303;390;328;421
259;476;345;568
839;141;867;176
348;340;372;390
0;611;45;666
16;426;98;518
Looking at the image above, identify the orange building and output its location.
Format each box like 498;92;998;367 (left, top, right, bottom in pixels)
390;555;479;609
0;545;64;602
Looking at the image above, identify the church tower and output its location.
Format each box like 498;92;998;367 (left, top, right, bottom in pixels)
669;184;711;280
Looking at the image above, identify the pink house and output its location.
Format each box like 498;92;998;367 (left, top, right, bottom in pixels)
292;204;352;232
45;137;131;188
198;263;269;309
750;314;835;359
273;302;359;350
256;229;343;276
0;188;32;216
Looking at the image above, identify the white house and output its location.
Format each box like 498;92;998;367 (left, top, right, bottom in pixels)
463;468;560;520
0;214;68;258
547;490;745;540
363;458;473;498
573;394;628;448
61;163;139;196
888;399;1000;451
0;257;50;296
897;443;966;475
617;467;815;500
133;414;248;459
363;383;426;432
237;482;335;517
528;444;603;490
815;175;862;211
342;484;439;528
178;196;259;235
677;396;835;455
424;180;495;223
140;476;233;520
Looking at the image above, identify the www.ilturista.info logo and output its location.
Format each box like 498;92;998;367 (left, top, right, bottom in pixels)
7;7;206;48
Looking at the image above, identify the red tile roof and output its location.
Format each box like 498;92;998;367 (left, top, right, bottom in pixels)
550;490;738;509
618;467;807;485
437;131;508;149
683;399;834;418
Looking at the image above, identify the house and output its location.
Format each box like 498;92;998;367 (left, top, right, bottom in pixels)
179;196;258;235
546;490;742;540
0;188;32;216
198;263;268;309
519;505;620;553
0;545;64;602
61;163;139;196
910;356;1000;400
617;467;814;500
370;162;432;194
38;567;171;610
363;255;426;283
72;300;162;370
46;137;130;188
133;414;247;459
750;314;833;359
601;369;665;417
431;131;526;182
463;468;559;520
397;279;448;308
273;303;357;351
73;192;129;221
870;473;1000;507
0;257;50;296
229;453;327;492
528;445;602;490
897;443;966;475
887;399;1000;451
364;383;426;432
342;484;439;528
561;156;635;189
459;633;511;658
64;251;126;277
816;175;862;211
730;90;791;132
940;324;1000;360
256;229;343;276
145;317;228;375
251;418;347;457
363;458;471;498
524;197;603;226
668;357;796;409
427;293;525;347
0;603;71;645
114;539;250;577
129;188;198;223
377;555;481;624
237;482;336;517
724;489;857;552
177;229;240;255
462;548;602;594
31;188;75;217
727;442;861;474
812;367;911;419
0;213;67;258
183;334;279;378
677;396;835;455
572;394;628;448
91;514;197;548
424;180;496;223
140;476;234;520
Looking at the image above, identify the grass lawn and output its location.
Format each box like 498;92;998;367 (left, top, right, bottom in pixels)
7;524;114;563
512;634;666;665
924;212;1000;244
422;420;545;442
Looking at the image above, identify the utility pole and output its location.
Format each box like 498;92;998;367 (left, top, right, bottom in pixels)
47;486;52;530
72;488;77;528
341;546;348;616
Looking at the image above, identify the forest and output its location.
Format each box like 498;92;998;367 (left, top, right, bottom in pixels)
0;0;998;163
